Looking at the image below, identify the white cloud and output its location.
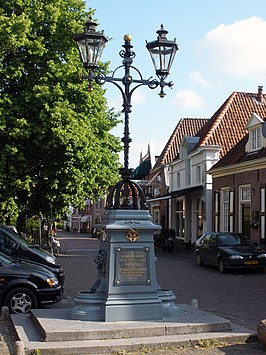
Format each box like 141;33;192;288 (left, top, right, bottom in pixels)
174;89;205;110
131;88;147;106
189;71;213;88
200;16;266;78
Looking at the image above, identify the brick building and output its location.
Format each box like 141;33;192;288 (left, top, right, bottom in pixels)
209;112;266;244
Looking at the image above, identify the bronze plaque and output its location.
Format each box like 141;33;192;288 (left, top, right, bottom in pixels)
114;247;151;286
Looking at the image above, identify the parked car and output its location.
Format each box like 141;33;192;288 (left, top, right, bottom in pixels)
0;225;65;286
5;225;18;234
0;252;61;313
195;232;266;273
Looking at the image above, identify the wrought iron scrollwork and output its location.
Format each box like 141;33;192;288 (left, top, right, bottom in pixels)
82;33;174;211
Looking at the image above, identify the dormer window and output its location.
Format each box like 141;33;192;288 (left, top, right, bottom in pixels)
245;113;265;153
251;128;261;151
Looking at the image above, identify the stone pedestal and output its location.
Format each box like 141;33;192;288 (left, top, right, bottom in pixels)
69;209;178;322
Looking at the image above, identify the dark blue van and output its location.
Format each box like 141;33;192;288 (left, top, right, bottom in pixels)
0;225;65;286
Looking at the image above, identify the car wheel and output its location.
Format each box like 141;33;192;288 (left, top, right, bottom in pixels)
196;253;204;266
4;287;38;314
218;258;226;273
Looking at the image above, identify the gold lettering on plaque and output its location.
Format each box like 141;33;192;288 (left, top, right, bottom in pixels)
115;248;150;285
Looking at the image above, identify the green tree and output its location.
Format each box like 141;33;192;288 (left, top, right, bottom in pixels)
0;0;121;227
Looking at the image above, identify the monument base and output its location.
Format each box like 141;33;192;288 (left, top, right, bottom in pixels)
69;209;178;322
69;291;163;321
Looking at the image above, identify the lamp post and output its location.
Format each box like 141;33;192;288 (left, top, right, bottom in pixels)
74;19;178;209
70;19;179;322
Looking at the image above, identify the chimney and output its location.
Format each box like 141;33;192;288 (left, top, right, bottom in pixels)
257;85;263;103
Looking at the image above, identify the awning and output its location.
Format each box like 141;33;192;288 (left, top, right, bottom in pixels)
81;215;91;223
170;185;203;198
146;194;171;203
146;185;203;203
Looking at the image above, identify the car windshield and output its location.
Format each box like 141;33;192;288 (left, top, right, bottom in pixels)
1;226;33;248
217;233;251;246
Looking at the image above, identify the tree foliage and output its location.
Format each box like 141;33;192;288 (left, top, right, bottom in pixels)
0;0;121;224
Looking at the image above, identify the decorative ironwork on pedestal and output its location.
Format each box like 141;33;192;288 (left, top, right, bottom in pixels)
106;176;147;210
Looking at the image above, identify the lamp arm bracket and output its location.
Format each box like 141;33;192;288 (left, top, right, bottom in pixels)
157;79;175;98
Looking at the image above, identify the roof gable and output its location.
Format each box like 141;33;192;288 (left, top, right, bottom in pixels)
209;112;266;170
194;90;266;158
246;112;264;129
209;134;266;171
151;118;208;172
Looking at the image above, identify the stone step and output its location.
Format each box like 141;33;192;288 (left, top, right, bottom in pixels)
10;304;256;354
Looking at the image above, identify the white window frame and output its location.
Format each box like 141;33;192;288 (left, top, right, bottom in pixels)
240;186;251;202
251;128;261;151
221;188;229;232
239;185;251;232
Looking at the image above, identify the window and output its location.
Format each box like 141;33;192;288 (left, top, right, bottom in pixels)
186;159;191;185
251;128;261;151
221;189;229;232
176;173;180;188
240;186;251;202
239;185;251;236
197;165;202;183
175;199;185;239
209;234;216;246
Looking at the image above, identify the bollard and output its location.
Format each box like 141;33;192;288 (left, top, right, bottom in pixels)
0;306;9;321
15;340;25;355
191;298;199;309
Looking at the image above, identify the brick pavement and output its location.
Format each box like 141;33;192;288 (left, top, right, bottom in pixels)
155;241;266;333
2;232;266;354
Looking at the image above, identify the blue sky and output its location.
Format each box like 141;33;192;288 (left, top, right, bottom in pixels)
86;0;266;168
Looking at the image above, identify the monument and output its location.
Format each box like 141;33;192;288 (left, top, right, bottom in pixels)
69;18;178;322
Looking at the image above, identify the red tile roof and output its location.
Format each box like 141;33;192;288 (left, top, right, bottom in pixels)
151;118;209;172
151;88;266;174
194;91;266;157
209;134;266;170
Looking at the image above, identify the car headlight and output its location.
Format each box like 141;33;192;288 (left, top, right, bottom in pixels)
230;255;243;259
46;277;59;287
258;253;266;258
46;255;56;265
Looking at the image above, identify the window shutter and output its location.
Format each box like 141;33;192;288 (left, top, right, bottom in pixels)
214;191;220;232
229;189;234;232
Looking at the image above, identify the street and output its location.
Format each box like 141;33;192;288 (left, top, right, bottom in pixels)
56;230;266;332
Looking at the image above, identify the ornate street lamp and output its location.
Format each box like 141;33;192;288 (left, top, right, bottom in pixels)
74;19;178;210
74;19;108;70
70;19;179;322
146;24;178;86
